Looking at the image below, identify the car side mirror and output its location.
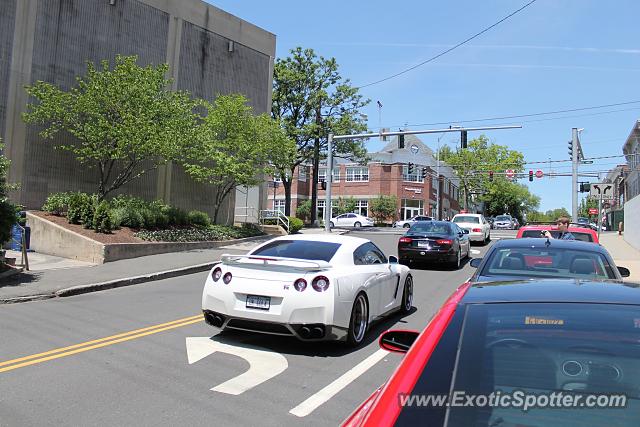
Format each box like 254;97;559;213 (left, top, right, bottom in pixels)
618;266;630;278
463;229;469;234
470;258;482;268
388;255;398;264
379;330;420;354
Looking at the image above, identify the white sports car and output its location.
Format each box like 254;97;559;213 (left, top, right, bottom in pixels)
201;234;413;346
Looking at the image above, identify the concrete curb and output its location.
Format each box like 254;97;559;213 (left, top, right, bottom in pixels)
0;262;219;304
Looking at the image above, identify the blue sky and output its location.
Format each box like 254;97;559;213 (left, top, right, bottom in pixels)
208;0;639;212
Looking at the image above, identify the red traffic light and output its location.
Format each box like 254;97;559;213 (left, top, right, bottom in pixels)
528;170;534;182
488;171;494;181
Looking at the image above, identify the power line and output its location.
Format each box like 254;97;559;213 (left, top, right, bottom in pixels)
358;0;538;89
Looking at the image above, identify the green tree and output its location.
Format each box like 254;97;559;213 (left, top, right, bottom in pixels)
23;55;201;200
181;94;296;223
578;197;598;218
546;207;571;220
0;140;18;244
439;135;525;210
295;199;312;222
369;195;398;223
482;180;540;223
333;196;357;216
272;47;369;220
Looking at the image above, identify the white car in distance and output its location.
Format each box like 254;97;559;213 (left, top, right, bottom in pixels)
392;215;434;228
329;213;374;228
451;213;491;244
201;234;413;346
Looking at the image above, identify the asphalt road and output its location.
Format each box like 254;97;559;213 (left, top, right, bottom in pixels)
0;230;514;426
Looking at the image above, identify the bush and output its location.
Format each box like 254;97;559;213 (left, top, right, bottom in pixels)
112;205;144;229
66;192;95;225
135;224;264;242
0;200;16;244
188;210;211;227
42;192;72;216
287;216;303;234
295;200;311;222
93;201;114;233
164;206;188;226
80;194;98;229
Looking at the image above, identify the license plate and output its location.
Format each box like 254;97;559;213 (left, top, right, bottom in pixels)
246;295;270;310
417;241;430;248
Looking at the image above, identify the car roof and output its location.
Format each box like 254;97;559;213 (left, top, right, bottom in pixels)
491;237;605;252
461;279;640;305
453;213;482;217
268;233;368;245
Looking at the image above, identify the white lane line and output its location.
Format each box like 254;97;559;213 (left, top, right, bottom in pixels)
289;349;388;417
470;249;481;255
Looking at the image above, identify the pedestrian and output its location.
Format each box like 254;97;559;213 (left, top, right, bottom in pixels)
542;216;575;240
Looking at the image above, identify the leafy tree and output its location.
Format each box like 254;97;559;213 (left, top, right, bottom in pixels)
272;47;369;220
439;135;525;210
295;199;311;222
0;140;17;244
578;197;598;218
482;180;539;223
23;55;201;200
180;94;296;223
369;195;398;223
333;196;357;216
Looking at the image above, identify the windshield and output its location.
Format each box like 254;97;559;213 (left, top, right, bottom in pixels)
453;216;480;224
444;303;640;427
478;246;616;280
521;230;594;243
496;216;512;221
409;222;452;235
251;240;341;262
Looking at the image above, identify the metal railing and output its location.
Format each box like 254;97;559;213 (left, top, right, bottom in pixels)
259;210;290;233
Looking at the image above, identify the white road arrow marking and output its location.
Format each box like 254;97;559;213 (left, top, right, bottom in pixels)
289;349;389;417
186;337;288;395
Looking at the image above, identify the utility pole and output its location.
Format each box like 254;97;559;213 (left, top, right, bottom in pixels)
324;134;334;233
571;127;579;222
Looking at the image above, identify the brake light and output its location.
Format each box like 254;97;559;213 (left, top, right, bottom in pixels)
312;276;330;292
472;228;481;232
436;239;453;245
212;267;222;282
223;272;232;284
294;278;307;292
399;237;412;243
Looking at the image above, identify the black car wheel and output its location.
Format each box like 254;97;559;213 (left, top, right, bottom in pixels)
329;221;334;228
403;223;411;228
450;248;461;269
347;293;369;346
400;275;413;314
354;221;361;228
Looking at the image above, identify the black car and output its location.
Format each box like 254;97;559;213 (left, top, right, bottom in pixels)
469;238;630;282
398;220;470;269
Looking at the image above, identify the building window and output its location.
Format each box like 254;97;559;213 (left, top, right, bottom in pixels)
318;167;340;183
403;165;424;183
401;199;424;220
273;199;286;214
356;200;368;216
346;167;369;182
298;166;307;182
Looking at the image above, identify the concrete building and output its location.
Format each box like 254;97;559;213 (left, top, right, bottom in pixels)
622;119;640;250
1;0;275;224
271;135;462;222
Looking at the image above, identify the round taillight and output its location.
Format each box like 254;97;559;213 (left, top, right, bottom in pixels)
294;279;307;292
312;276;329;292
212;267;222;282
223;272;232;284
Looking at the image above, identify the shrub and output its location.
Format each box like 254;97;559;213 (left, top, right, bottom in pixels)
139;207;157;229
93;201;114;233
295;200;311;222
0;200;16;244
66;192;95;225
42;192;72;216
112;205;144;229
287;216;303;234
135;224;263;242
188;210;211;227
164;206;188;226
80;194;98;229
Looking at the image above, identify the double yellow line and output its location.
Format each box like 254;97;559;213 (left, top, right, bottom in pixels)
0;314;203;374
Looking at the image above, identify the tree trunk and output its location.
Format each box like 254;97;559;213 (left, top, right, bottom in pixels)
283;178;292;216
310;139;320;227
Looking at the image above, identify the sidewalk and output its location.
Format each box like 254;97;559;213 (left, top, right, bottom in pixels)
598;231;640;282
0;229;348;304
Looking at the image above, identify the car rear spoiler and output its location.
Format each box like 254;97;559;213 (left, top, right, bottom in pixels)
220;254;332;271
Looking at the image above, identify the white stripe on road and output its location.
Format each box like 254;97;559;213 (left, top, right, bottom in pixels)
470;249;481;255
289;349;389;417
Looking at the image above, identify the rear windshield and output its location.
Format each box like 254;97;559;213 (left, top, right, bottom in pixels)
479;246;616;280
444;303;640;426
521;230;594;243
251;240;340;262
409;222;452;235
453;216;480;224
496;216;512;221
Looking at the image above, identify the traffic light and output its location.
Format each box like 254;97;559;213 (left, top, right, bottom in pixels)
421;168;428;179
320;180;326;190
529;170;533;182
407;162;414;174
568;140;573;159
461;130;468;149
489;171;494;181
579;182;590;193
399;130;405;149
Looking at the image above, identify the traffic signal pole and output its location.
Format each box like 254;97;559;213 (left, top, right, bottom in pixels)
324;125;521;232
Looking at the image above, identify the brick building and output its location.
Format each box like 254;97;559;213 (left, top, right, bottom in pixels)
271;135;462;221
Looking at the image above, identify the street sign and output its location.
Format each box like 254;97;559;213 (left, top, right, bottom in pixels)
588;208;598;215
535;170;543;178
505;169;514;179
590;182;613;199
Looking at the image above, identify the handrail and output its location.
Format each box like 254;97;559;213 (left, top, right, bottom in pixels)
259;210;290;233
